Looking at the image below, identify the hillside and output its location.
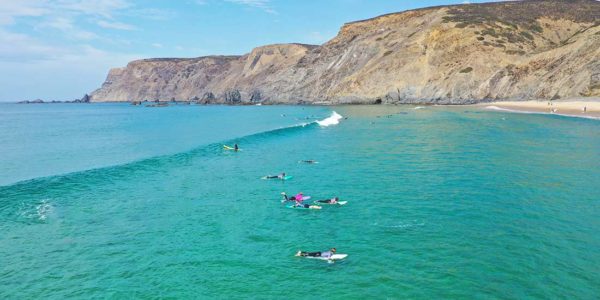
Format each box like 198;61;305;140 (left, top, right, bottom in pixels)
90;0;600;104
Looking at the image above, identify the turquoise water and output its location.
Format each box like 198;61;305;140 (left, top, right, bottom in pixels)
1;104;599;298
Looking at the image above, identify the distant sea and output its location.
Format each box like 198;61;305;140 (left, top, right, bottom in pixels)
1;103;599;298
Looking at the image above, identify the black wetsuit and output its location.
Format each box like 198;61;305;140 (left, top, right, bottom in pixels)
301;251;322;257
282;195;298;201
300;251;333;258
316;199;335;204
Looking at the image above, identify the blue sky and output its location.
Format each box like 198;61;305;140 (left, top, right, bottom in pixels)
0;0;497;102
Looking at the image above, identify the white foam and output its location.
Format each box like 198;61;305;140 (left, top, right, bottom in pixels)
36;200;52;221
371;221;425;229
316;111;343;127
19;199;53;222
485;106;600;120
414;106;425;110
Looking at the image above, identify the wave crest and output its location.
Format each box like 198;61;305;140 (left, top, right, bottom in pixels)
316;111;343;127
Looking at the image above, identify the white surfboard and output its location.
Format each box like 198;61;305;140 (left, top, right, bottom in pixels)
305;254;348;261
313;200;347;206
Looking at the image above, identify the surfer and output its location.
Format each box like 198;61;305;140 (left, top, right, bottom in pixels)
315;197;339;204
266;172;286;179
300;160;317;164
281;192;304;202
296;248;336;258
293;201;320;209
234;144;239;151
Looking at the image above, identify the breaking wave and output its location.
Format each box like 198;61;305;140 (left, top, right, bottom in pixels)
316;111;343;127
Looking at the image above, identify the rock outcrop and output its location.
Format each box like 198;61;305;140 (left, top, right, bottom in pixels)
90;0;600;104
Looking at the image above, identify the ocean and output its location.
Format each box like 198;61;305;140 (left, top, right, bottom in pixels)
1;103;599;298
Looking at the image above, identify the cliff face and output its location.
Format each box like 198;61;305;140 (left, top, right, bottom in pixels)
90;0;600;104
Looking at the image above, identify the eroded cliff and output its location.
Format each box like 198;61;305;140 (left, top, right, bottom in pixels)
90;0;600;104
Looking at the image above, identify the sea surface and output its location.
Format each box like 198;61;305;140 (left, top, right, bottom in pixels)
1;103;599;299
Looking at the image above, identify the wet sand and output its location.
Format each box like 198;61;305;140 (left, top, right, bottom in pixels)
476;100;600;119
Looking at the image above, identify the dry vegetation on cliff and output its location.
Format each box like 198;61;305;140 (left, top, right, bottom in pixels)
91;0;600;104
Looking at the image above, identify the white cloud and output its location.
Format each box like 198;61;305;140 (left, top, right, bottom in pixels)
0;29;66;62
56;0;132;19
224;0;277;14
97;20;136;30
0;0;163;101
152;43;163;48
0;0;48;25
0;43;141;101
40;17;99;40
127;8;175;20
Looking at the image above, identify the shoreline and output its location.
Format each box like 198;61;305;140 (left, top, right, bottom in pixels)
473;100;600;120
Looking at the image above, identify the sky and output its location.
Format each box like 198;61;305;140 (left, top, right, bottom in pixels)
0;0;498;102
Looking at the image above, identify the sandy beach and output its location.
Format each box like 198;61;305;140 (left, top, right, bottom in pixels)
477;99;600;119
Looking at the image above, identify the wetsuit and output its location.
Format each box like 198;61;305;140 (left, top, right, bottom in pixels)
300;251;333;258
282;194;298;201
316;199;337;204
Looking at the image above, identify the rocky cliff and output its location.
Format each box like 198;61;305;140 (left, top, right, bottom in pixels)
90;0;600;104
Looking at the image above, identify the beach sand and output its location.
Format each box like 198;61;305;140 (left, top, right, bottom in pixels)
476;100;600;119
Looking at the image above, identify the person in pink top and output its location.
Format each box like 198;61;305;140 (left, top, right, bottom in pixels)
281;192;304;202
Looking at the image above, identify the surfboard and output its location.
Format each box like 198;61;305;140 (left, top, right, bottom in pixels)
286;204;321;210
223;145;241;151
298;160;319;164
304;254;348;260
281;195;311;203
313;200;347;205
262;175;293;180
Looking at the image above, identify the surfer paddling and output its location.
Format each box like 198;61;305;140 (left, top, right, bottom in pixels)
265;172;286;179
281;192;304;202
281;192;320;209
296;248;336;258
292;200;320;209
299;160;318;164
315;197;339;204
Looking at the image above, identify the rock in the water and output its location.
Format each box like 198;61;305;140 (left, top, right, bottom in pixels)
18;99;45;104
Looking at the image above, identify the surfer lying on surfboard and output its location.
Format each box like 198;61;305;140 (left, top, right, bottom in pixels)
292;201;321;209
281;192;309;202
282;192;320;209
299;160;318;164
265;173;286;179
315;197;340;204
296;248;336;258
